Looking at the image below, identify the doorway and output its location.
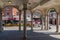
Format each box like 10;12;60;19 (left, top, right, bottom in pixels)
32;10;42;30
48;8;57;32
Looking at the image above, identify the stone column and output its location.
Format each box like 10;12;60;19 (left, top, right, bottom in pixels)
43;8;47;30
43;16;45;30
56;13;58;32
19;10;21;31
0;8;2;32
58;15;60;33
41;17;43;30
45;15;47;30
45;15;49;30
43;16;47;30
41;15;44;30
58;14;60;33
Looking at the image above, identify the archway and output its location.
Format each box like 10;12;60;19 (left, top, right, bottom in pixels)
48;8;57;32
32;10;42;30
2;6;21;31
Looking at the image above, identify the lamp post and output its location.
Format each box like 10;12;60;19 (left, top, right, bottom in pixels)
22;0;28;40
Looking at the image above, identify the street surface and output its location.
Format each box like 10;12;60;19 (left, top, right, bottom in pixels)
0;26;60;40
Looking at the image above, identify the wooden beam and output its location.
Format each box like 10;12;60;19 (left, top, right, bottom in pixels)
31;0;50;10
40;0;50;5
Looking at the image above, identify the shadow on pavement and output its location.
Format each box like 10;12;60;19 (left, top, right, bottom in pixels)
0;30;60;40
27;30;60;40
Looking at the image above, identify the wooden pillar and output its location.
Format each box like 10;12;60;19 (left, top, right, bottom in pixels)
19;10;21;31
31;11;33;31
56;13;58;32
0;8;2;32
23;1;27;40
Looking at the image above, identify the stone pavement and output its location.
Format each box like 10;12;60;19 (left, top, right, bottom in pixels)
0;26;60;40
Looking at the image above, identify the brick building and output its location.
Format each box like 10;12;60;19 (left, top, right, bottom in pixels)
2;6;19;24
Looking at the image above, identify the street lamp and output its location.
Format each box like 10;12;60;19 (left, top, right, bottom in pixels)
8;0;12;4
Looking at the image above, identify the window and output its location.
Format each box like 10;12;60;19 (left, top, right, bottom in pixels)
6;6;10;10
6;13;9;16
2;14;4;16
16;12;19;16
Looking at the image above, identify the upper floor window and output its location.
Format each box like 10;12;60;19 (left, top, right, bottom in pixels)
6;6;10;10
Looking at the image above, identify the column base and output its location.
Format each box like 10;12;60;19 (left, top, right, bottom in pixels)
19;28;21;31
0;29;2;32
31;27;33;31
19;26;21;31
0;26;3;32
23;36;27;40
56;30;58;32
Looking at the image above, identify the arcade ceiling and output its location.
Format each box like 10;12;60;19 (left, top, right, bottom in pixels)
0;0;50;10
0;0;60;10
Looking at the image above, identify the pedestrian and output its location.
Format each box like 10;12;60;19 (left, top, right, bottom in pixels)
1;21;5;32
2;21;5;26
